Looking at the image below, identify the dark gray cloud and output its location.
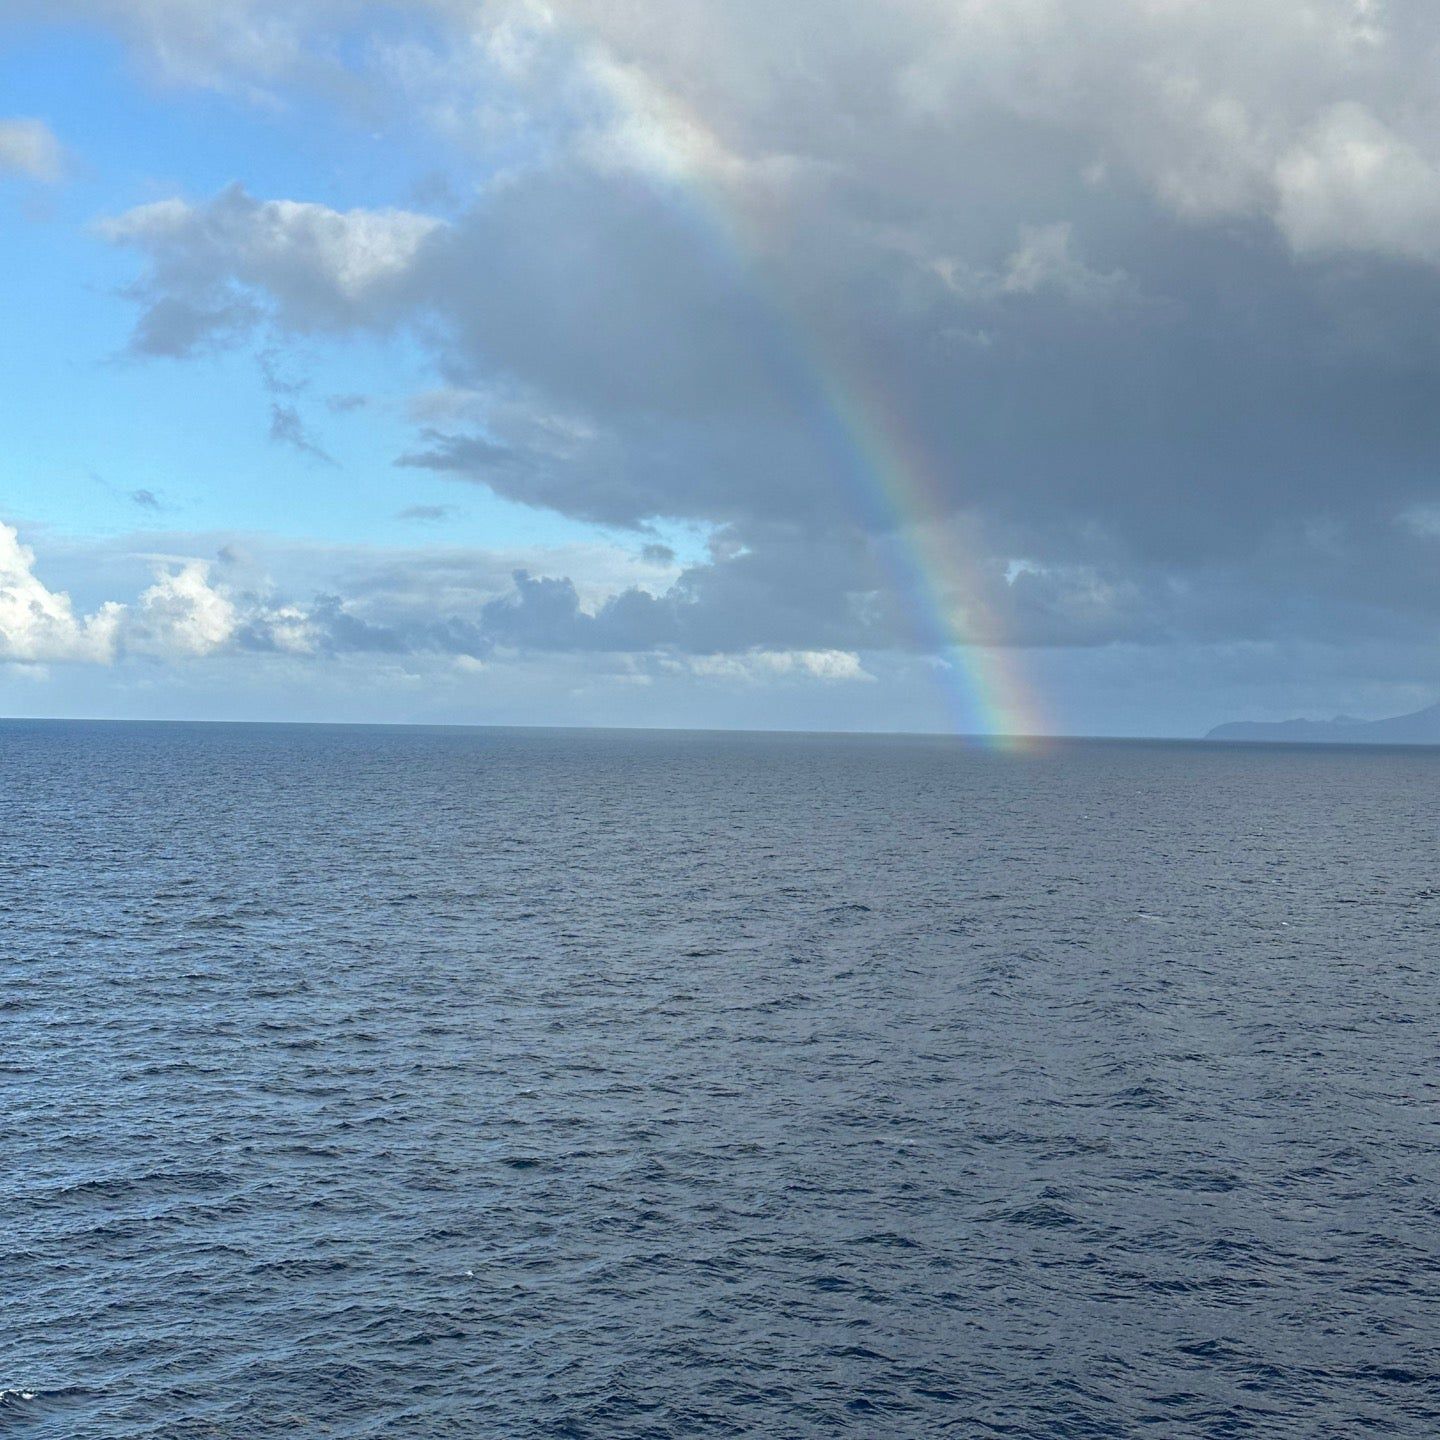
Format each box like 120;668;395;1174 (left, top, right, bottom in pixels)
12;514;1440;741
76;0;1440;692
123;292;261;359
396;431;530;483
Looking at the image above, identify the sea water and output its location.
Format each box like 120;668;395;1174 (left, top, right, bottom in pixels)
3;721;1438;1437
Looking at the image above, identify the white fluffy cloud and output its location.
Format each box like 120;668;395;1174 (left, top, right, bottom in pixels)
22;0;1440;279
128;562;239;657
56;0;1440;270
100;186;444;353
1;526;241;664
0;118;63;182
104;192;441;299
477;0;1440;269
0;525;122;663
1274;103;1440;263
682;649;874;684
0;525;888;682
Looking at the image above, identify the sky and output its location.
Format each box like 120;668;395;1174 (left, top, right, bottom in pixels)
3;0;1440;737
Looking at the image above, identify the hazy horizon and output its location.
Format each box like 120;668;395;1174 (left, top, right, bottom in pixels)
4;704;1440;748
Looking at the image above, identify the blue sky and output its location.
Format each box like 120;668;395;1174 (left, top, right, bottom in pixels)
0;20;625;553
4;2;1440;735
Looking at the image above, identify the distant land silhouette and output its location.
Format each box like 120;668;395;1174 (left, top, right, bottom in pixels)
1207;700;1440;745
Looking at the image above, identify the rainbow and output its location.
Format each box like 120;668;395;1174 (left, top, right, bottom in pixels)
807;356;1047;744
582;50;1047;743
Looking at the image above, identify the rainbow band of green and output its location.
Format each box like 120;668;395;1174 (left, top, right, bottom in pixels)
665;178;1045;743
810;351;1046;745
551;40;1047;742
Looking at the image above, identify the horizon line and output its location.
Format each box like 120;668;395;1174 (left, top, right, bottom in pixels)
4;713;1440;751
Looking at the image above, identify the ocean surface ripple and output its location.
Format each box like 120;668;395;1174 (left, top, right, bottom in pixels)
3;721;1439;1437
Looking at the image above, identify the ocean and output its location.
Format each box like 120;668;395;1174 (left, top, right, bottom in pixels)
3;720;1438;1437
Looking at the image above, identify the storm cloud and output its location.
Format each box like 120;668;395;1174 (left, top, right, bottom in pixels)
11;0;1440;725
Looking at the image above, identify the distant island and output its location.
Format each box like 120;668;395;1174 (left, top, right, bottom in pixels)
1207;700;1440;745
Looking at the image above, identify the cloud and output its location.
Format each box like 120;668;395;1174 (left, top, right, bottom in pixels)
60;2;1440;284
2;525;270;664
395;430;528;483
1274;103;1440;264
0;523;893;671
9;511;1440;732
396;504;455;522
100;184;444;355
680;649;873;683
0;118;64;182
15;0;366;91
0;524;122;663
268;401;335;463
60;0;1440;675
930;221;1143;312
129;561;238;656
999;223;1135;307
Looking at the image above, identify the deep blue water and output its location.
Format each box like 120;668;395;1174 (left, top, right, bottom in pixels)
3;720;1439;1438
